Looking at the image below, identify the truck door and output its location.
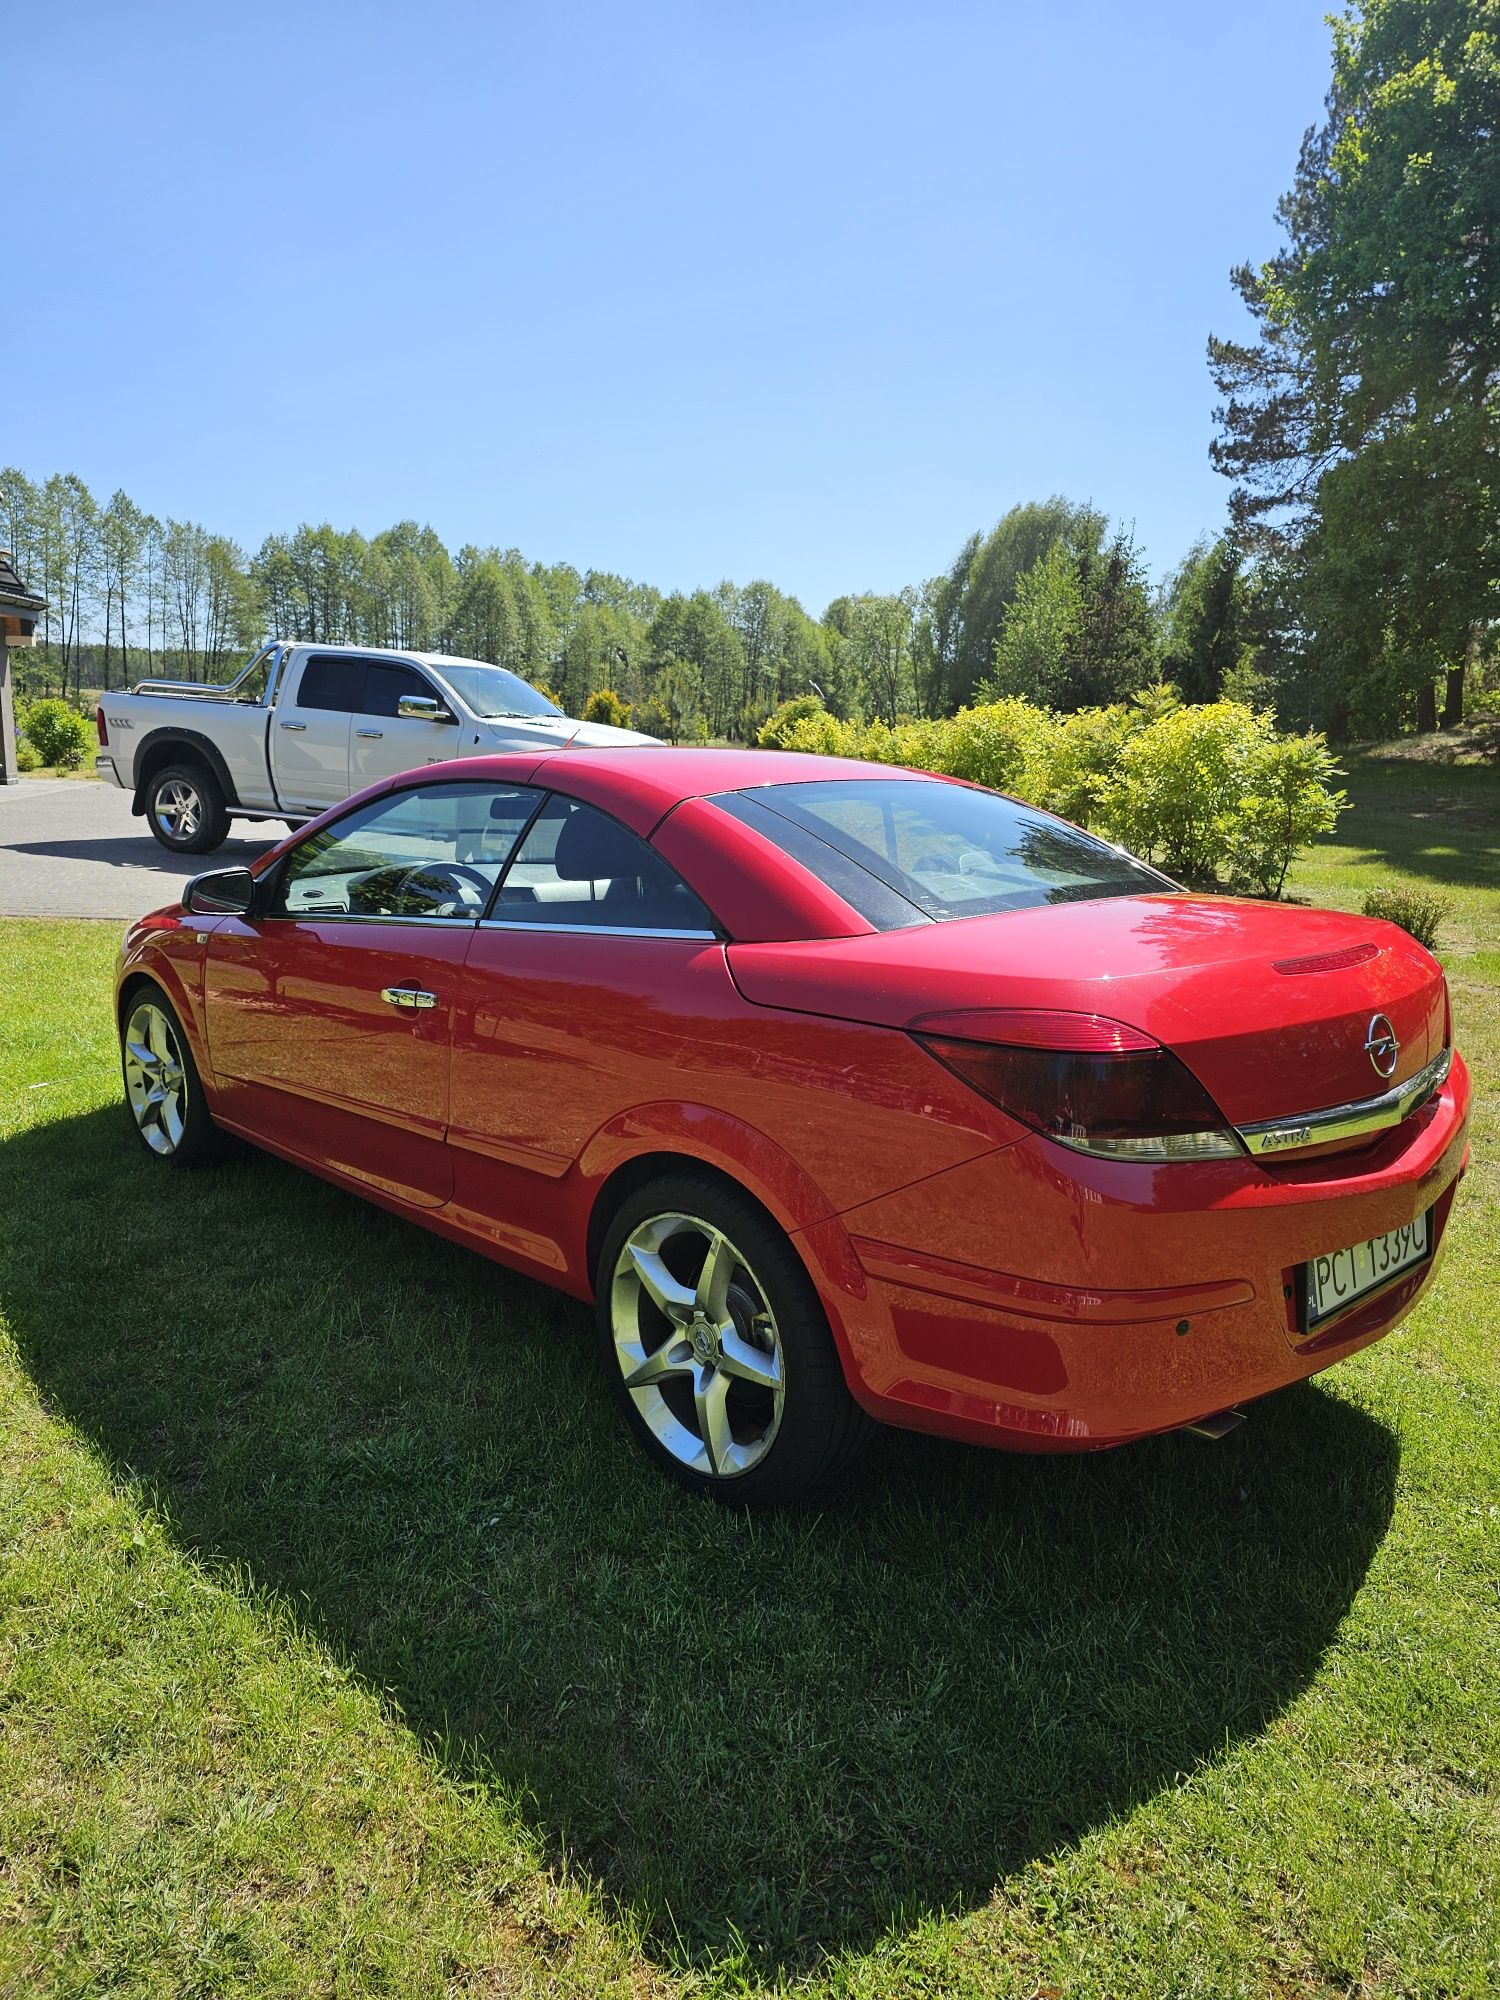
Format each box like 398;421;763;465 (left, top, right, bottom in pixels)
272;653;356;809
349;660;464;788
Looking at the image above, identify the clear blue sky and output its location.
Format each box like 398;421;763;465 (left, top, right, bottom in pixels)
11;1;1332;613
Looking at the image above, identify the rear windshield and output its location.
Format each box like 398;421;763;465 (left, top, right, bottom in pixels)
715;778;1172;928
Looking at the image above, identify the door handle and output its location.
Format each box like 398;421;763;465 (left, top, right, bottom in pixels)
355;728;384;739
279;720;307;732
380;985;438;1011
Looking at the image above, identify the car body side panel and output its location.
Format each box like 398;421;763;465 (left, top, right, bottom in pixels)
445;930;1022;1286
202;916;476;1206
117;912;219;1055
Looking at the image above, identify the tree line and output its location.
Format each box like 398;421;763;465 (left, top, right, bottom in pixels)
5;5;1494;746
0;465;1259;744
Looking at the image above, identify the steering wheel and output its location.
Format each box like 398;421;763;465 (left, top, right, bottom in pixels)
396;860;493;912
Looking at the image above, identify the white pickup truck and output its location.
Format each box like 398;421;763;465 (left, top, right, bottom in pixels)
96;640;655;853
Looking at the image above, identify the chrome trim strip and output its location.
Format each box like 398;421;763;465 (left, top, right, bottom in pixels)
477;920;719;940
263;912;479;927
1237;1047;1452;1157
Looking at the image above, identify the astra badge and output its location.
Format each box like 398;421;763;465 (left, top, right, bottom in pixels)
1259;1125;1313;1152
1364;1013;1399;1080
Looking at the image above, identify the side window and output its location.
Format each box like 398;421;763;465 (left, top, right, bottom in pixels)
363;662;434;718
492;796;716;933
271;783;543;921
296;655;364;712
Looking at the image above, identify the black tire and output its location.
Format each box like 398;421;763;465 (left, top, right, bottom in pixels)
145;760;230;854
119;980;223;1168
595;1169;871;1504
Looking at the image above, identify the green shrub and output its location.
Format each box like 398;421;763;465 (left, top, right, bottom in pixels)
936;699;1061;800
770;709;862;758
20;698;93;771
13;737;42;772
1097;701;1264;882
581;687;630;728
1226;729;1347;898
633;694;672;740
1039;702;1139;824
757;694;830;749
1361;884;1453;952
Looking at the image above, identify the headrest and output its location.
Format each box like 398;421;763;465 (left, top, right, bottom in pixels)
552;806;645;882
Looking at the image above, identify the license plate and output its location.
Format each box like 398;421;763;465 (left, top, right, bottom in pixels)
1303;1212;1431;1328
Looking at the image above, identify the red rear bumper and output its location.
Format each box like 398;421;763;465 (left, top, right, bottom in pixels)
795;1054;1472;1450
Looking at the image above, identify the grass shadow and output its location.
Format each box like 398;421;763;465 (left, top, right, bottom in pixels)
1;1104;1400;1979
1321;757;1500;895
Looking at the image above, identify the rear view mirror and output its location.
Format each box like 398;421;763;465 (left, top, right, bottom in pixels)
398;694;455;723
184;866;256;917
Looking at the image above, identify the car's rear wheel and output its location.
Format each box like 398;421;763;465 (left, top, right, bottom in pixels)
596;1171;870;1504
146;761;230;854
120;983;221;1167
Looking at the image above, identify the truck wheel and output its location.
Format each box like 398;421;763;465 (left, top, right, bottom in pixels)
146;762;230;854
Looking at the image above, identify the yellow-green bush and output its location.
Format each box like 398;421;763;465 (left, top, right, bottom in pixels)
1098;701;1346;893
581;687;631;728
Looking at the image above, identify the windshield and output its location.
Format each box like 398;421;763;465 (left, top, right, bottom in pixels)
428;662;563;719
719;778;1174;927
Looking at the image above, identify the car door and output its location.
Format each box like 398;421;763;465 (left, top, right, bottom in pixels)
272;653;359;809
203;779;543;1207
446;793;729;1279
349;661;465;788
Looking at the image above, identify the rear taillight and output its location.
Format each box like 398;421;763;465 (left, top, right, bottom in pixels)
913;1009;1243;1162
95;704;107;746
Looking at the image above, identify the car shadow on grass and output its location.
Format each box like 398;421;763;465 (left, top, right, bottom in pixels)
2;1104;1400;1982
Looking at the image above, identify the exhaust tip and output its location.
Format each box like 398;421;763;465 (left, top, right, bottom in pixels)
1182;1407;1246;1441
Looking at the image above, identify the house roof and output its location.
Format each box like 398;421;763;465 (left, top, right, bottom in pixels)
0;549;45;611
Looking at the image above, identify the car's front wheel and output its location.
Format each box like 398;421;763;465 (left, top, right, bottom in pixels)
119;982;222;1167
596;1171;870;1504
145;761;230;854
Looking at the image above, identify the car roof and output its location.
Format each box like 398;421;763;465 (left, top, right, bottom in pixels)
420;745;936;836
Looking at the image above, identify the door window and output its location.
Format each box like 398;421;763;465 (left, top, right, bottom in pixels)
363;662;439;717
491;795;716;933
295;655;366;711
271;783;543;920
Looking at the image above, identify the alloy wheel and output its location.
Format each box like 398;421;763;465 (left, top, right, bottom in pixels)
609;1212;786;1478
153;777;202;842
123;1001;189;1155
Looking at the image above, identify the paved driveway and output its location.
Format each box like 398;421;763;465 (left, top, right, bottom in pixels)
0;779;289;921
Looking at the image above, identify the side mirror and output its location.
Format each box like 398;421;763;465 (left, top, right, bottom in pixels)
398;694;456;723
184;866;256;917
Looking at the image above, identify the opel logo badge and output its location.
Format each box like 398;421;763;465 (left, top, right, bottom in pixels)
1364;1013;1399;1080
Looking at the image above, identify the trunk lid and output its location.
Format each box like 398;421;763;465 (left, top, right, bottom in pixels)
726;894;1447;1126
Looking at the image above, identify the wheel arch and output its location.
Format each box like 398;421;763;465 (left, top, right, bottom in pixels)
584;1150;793;1294
574;1107;872;1402
131;729;240;815
115;953;217;1098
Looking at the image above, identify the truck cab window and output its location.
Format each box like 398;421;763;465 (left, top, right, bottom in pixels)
297;656;365;711
363;662;437;717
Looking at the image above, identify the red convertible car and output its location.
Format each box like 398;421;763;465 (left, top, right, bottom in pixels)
116;747;1470;1501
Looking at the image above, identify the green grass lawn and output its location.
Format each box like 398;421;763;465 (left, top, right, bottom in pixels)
1;755;1496;1998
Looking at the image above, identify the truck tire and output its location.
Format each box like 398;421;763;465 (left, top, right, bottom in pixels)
145;761;231;855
